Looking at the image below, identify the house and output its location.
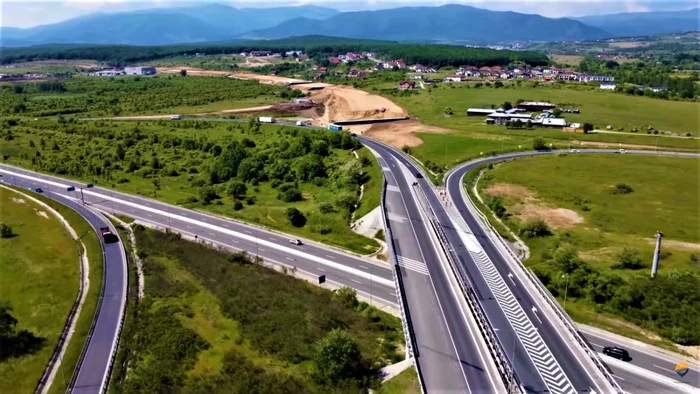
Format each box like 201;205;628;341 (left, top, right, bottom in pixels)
363;52;376;59
425;68;437;73
486;72;499;80
250;51;272;57
313;72;325;80
125;66;156;75
600;82;617;90
320;67;327;72
413;75;424;80
650;86;668;92
311;65;319;70
348;69;365;78
558;72;578;81
398;80;416;90
479;66;491;72
329;57;342;65
579;74;615;83
539;118;568;128
445;76;464;82
393;60;407;69
413;64;428;73
240;52;250;57
517;101;555;111
375;63;385;71
499;72;511;79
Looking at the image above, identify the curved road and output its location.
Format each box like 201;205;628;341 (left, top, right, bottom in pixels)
0;175;127;394
1;148;698;393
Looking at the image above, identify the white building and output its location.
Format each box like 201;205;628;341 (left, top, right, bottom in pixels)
125;66;156;75
600;83;617;90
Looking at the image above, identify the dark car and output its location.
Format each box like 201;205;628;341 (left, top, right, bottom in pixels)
603;346;629;361
100;227;119;244
415;172;423;179
34;187;43;193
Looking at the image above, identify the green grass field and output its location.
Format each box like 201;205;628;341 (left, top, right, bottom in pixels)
475;154;700;344
114;227;404;393
375;368;420;394
0;187;79;393
392;83;700;169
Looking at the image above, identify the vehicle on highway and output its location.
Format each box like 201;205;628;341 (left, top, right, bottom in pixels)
618;149;627;154
415;172;423;179
170;114;181;120
34;187;43;193
603;346;630;361
100;226;119;244
289;239;303;246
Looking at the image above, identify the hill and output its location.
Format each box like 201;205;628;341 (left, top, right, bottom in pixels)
573;8;700;37
241;5;609;43
0;4;339;47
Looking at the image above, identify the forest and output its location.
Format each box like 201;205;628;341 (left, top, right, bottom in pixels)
0;35;549;68
0;117;381;253
113;227;403;393
0;75;289;117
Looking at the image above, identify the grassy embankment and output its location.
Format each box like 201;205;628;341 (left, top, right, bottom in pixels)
0;186;103;393
474;154;700;348
111;227;404;393
0;119;382;254
388;83;700;170
375;368;421;394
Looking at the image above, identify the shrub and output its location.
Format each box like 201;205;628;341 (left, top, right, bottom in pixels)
285;208;306;227
582;123;594;133
611;183;633;194
319;203;336;214
532;137;548;151
312;329;361;384
233;200;244;211
401;145;411;155
226;180;247;200
333;287;359;309
198;186;218;205
245;196;256;206
612;248;645;270
0;223;13;238
486;196;507;218
519;219;552;238
278;187;302;203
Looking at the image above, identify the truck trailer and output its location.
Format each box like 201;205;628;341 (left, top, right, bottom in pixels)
258;116;275;123
328;124;343;131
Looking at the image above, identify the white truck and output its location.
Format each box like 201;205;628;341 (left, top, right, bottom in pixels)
258;116;275;123
170;114;181;120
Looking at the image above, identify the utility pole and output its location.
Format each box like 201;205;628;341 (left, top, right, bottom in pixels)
651;231;663;278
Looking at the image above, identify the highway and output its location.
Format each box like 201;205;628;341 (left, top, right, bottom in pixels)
1;147;698;393
1;176;128;394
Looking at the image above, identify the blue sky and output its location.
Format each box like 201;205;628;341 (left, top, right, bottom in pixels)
2;0;697;28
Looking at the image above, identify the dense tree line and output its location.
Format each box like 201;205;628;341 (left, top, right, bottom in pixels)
578;56;699;99
0;75;284;116
1;35;549;68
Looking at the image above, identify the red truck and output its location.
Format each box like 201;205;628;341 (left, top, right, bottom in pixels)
100;227;119;244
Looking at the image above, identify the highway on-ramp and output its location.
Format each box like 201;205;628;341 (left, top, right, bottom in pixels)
1;176;127;394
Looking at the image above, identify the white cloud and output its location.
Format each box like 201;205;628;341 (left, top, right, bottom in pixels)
1;0;696;28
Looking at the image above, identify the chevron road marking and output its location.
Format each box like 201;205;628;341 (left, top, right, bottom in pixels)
446;202;576;394
396;255;430;276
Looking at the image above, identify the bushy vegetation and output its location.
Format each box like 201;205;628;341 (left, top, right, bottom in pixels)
0;36;549;68
0;118;380;253
114;228;404;393
477;155;700;345
0;75;284;117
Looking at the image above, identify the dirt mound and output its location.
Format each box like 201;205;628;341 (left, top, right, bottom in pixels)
157;67;231;77
310;85;406;124
269;102;317;113
229;72;307;85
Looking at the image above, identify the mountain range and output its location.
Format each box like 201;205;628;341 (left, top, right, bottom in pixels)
1;4;698;47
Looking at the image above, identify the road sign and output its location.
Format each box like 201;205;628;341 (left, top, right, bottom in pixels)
318;275;326;285
675;362;689;377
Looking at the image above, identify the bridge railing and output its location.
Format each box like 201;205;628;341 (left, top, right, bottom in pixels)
378;178;427;394
460;173;625;394
412;186;522;394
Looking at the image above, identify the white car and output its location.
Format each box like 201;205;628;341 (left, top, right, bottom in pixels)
619;149;627;154
290;239;302;246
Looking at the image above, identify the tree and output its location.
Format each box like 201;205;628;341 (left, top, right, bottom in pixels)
502;101;513;111
532;137;548;151
313;329;361;384
310;140;330;157
115;144;126;160
519;220;552;238
226;180;247;200
233;200;244;211
198;186;218;205
554;245;583;274
0;223;13;238
552;108;562;117
582;123;594;133
285;207;306;227
295;154;326;182
179;69;187;77
444;107;453;116
333;287;359;309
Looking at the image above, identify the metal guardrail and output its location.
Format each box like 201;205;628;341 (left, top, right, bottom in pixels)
460;175;625;394
412;186;521;394
378;178;426;394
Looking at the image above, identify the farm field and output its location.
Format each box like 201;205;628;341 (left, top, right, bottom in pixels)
0;186;79;393
389;83;699;168
0;119;382;254
113;227;404;393
475;154;700;347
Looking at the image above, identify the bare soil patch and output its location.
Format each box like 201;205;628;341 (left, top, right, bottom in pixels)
229;72;307;85
483;183;535;200
514;205;584;229
157;67;231;77
572;139;697;152
35;210;49;219
362;119;450;147
11;197;26;204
